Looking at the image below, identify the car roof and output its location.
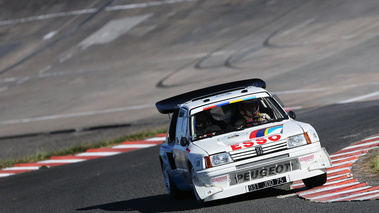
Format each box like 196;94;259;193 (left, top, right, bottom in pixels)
183;87;268;113
155;79;266;114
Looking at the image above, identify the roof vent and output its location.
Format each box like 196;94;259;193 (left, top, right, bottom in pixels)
241;89;248;93
203;99;210;103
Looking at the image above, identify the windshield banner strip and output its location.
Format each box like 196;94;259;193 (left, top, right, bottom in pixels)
202;96;257;111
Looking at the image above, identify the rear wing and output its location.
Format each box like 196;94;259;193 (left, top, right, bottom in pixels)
155;78;266;114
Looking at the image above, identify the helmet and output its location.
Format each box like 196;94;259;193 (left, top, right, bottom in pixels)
210;105;233;123
240;99;259;117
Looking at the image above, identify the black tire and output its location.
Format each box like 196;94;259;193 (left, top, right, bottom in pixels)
190;166;205;205
162;164;182;199
302;172;327;189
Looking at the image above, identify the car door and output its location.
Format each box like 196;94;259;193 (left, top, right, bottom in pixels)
173;108;191;183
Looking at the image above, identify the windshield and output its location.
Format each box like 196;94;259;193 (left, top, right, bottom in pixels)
190;97;288;141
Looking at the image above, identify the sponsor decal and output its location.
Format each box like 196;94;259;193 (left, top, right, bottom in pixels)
299;154;315;163
249;125;283;139
211;175;228;183
230;134;281;151
218;132;248;141
228;134;240;139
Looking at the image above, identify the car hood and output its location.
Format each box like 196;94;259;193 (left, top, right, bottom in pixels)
192;120;304;155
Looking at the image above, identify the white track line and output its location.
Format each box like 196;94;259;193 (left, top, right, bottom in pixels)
327;173;352;180
0;0;200;26
297;182;359;196
146;137;167;141
38;159;85;164
363;135;379;141
338;91;379;104
330;160;359;167
320;178;356;187
330;150;368;158
341;141;379;150
351;192;379;201
0;78;17;83
38;65;52;74
112;144;156;149
76;152;120;157
0;173;14;177
311;186;372;200
331;156;359;162
2;166;40;171
106;0;198;11
43;31;59;40
330;190;379;202
326;168;353;174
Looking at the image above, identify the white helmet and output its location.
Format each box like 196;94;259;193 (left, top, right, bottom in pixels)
210;105;233;123
240;99;259;117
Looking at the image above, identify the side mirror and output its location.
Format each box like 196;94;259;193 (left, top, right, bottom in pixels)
288;111;296;120
180;137;189;146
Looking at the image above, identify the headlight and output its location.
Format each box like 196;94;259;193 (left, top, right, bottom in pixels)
205;153;233;168
287;133;311;148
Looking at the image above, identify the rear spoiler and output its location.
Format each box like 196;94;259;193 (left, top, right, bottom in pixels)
155;78;266;114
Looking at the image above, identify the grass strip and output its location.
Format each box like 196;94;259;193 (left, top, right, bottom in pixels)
0;127;167;169
371;151;379;174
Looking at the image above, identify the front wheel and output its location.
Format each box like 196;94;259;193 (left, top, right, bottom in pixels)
191;167;205;205
302;172;327;189
162;164;182;199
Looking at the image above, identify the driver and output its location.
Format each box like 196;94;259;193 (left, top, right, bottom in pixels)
236;99;271;126
195;111;221;135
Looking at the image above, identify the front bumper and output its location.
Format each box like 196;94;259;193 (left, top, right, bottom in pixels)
194;143;332;202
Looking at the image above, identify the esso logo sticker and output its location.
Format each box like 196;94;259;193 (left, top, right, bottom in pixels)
230;135;281;151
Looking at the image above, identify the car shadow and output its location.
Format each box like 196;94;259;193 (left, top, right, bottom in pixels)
76;194;200;212
77;185;304;212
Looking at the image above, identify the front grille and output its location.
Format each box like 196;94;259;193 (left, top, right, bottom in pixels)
229;140;287;161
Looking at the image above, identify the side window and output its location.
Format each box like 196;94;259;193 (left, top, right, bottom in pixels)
175;108;188;144
181;110;188;139
168;109;179;143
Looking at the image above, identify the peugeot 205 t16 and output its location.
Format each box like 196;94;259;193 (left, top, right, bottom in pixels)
156;79;332;204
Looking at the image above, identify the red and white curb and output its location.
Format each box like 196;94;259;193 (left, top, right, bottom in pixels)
0;134;166;178
293;134;379;202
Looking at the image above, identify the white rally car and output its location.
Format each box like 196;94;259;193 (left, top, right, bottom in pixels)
156;79;332;203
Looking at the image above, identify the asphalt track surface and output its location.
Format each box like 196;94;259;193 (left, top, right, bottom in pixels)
0;101;378;212
0;0;379;212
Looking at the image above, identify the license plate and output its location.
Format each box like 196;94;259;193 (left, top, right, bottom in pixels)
247;176;287;192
